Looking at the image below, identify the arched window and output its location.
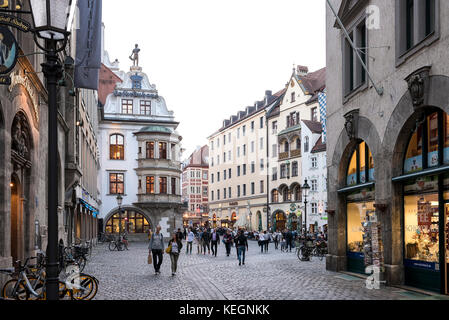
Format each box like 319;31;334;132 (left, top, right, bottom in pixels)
296;138;301;150
271;189;279;203
105;210;150;234
404;111;449;173
110;134;124;160
346;141;374;186
294;185;302;202
304;136;309;152
284;141;289;153
292;161;298;177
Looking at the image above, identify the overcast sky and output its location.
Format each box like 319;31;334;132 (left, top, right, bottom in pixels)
102;0;326;158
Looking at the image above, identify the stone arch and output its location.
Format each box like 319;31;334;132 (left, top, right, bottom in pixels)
103;205;154;233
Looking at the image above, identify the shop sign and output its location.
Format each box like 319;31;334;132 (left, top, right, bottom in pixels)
229;202;238;206
0;25;18;77
0;13;31;32
404;259;439;271
113;89;157;99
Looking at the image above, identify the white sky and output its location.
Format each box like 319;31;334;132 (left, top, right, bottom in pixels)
102;0;326;158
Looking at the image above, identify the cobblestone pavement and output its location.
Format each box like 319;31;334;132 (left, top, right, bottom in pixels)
83;241;441;300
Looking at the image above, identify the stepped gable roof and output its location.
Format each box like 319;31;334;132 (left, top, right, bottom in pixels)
302;120;322;134
297;67;326;104
311;136;326;153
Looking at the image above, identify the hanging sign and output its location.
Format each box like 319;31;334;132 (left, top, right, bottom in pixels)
0;13;31;32
0;26;18;78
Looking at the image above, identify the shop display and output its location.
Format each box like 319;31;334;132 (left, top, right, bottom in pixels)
362;210;384;269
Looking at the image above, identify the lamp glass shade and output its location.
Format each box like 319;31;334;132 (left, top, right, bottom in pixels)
116;194;123;207
302;180;310;198
30;0;72;40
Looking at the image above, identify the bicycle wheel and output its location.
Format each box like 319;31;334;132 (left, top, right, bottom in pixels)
59;281;69;299
117;242;124;251
76;256;87;273
28;278;46;300
108;241;116;251
2;279;28;300
69;274;98;300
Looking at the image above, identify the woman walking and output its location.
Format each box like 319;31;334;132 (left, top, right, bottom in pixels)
167;233;183;276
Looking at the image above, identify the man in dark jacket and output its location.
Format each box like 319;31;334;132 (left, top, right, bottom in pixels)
223;229;233;256
201;229;211;254
176;228;184;241
210;228;220;257
234;230;249;266
285;229;293;252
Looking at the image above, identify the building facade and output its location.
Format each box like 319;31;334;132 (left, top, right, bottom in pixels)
326;0;449;294
98;49;183;240
208;91;279;231
181;145;209;228
267;66;326;232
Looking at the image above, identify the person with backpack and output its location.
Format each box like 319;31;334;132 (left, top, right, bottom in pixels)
167;233;183;276
186;228;194;254
149;226;164;275
201;228;211;255
234;229;249;266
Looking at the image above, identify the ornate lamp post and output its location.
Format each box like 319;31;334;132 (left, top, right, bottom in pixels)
302;180;311;237
28;0;73;300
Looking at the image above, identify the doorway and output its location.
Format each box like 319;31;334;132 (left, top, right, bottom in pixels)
10;175;22;263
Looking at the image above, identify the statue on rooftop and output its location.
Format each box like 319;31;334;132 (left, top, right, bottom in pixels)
129;44;140;67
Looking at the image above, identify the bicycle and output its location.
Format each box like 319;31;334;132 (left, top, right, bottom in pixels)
297;239;314;262
108;236;125;251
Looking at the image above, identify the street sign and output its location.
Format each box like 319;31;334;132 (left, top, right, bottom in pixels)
0;13;32;32
0;26;18;77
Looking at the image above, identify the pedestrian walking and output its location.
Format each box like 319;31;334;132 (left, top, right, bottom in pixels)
167;233;183;276
201;228;211;255
186;228;194;254
196;229;203;254
210;228;220;257
149;226;164;275
258;232;265;253
273;231;279;250
285;229;293;252
223;229;233;257
176;228;184;241
234;229;249;266
265;230;271;253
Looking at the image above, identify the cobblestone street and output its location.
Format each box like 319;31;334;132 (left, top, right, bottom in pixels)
83;241;444;300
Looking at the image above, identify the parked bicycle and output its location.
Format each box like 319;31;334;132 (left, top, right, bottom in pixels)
108;233;128;251
297;237;314;262
311;241;328;261
98;232;114;244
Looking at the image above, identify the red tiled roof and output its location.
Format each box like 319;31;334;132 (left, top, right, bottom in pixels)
98;63;123;106
302;120;322;134
311;136;326;153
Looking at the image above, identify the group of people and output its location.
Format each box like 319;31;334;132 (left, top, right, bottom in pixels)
148;225;328;276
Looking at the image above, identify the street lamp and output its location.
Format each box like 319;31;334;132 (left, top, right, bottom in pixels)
116;194;123;234
29;0;73;301
302;180;311;237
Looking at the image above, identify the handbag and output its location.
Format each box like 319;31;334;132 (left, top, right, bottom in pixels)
147;253;152;264
165;244;172;254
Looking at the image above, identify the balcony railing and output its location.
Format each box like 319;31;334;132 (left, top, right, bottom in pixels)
137;193;182;204
279;152;289;160
290;149;301;157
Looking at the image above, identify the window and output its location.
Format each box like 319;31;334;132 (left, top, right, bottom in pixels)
243;144;246;156
211;191;214;201
228;133;231;142
296;138;301;150
272;144;277;158
146;176;155;194
228;151;231;161
272;189;279;203
304;137;309;153
211;141;214;151
159;142;167;159
343;20;367;97
217;139;220;147
311;107;318;122
311;203;318;214
280;164;286;179
203;171;208;180
397;0;437;62
260;117;264;129
260;180;264;194
223;135;226;145
223;170;227;180
260;159;264;171
217;190;220;200
260;138;264;150
347;202;375;254
237;185;241;197
292;161;298;177
217;172;220;182
121;99;133;114
243;164;247;175
237;147;240;158
312;157;317;168
272;121;278;134
223;152;226;163
347;141;375;186
109;173;124;194
251;121;254;132
203;186;208;196
217;155;220;165
110;134;124;160
211;174;214;183
171;178;177;195
294;186;301;202
146;142;155;159
242;126;246;136
251;162;255;173
251;141;255;153
223;188;227;199
291;92;296;103
228;187;231;198
251;182;255;195
211;158;214;167
311;180;318;192
237;166;241;176
140;100;151;115
159;177;167;194
228;169;232;179
105;210;150;234
237;128;240;138
243;184;246;196
284;141;289;153
272;167;278;181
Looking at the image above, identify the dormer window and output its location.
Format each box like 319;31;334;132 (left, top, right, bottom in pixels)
291;92;296;103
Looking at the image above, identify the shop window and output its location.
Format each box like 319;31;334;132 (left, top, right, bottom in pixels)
346;141;375;186
347;201;375;253
105;211;150;234
404;191;439;263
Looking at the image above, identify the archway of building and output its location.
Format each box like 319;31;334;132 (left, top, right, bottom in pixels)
272;210;286;231
10;111;34;263
278;184;290;202
104;206;154;234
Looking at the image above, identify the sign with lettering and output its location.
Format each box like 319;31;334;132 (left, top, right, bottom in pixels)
0;13;31;32
114;89;157;99
0;26;18;75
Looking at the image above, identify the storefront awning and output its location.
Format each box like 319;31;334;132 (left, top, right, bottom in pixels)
392;165;449;183
337;182;375;194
